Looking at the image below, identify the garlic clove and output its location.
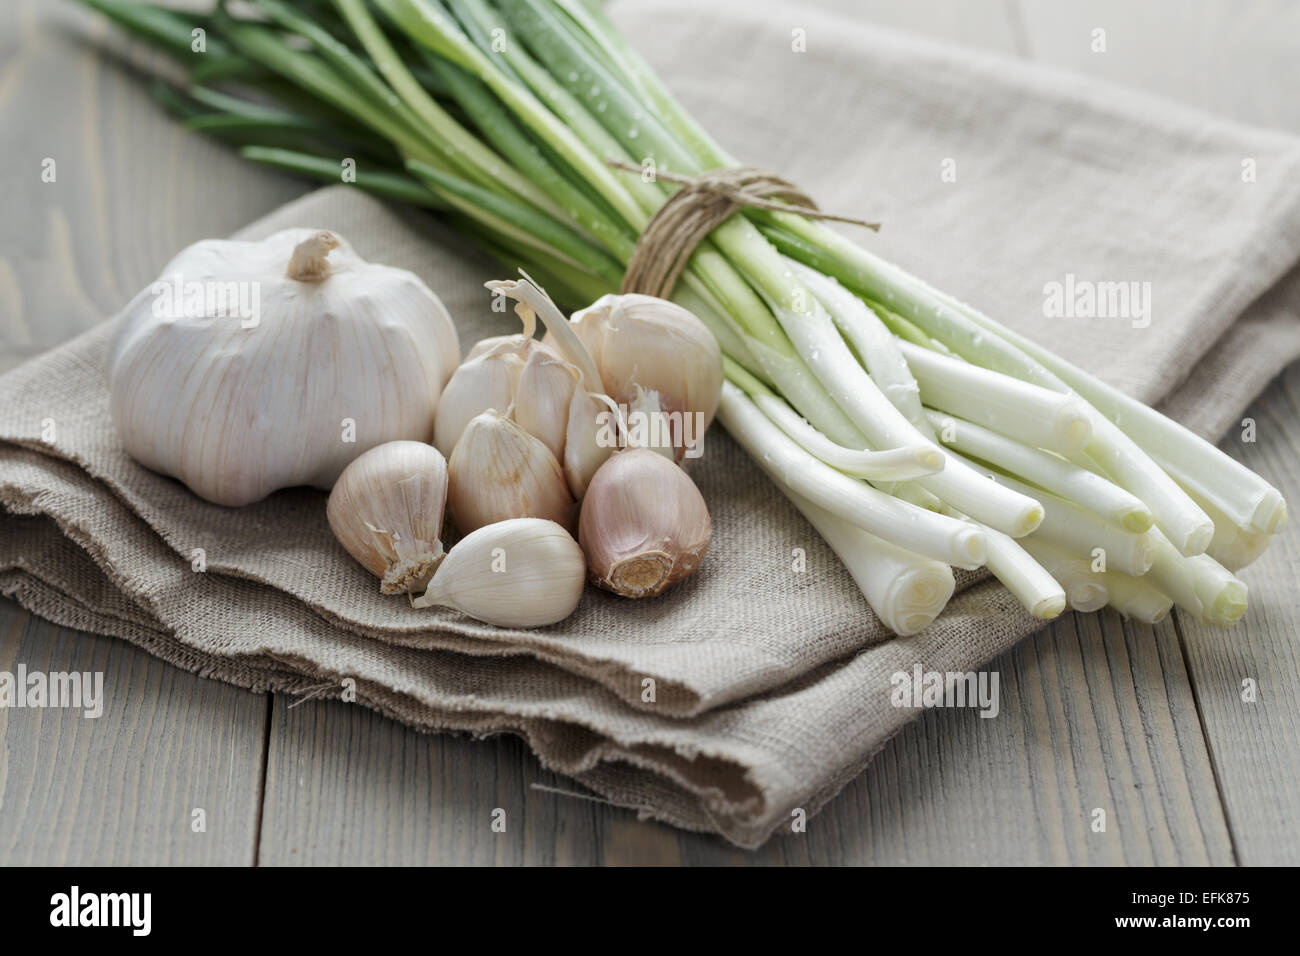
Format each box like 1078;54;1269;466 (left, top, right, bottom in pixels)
513;346;577;461
447;409;575;534
578;447;711;598
432;342;528;457
562;387;615;499
434;335;570;458
411;517;586;628
327;440;449;594
563;294;723;461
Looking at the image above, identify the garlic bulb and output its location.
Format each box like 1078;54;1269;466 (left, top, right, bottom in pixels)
563;294;723;460
447;409;574;534
578;448;712;598
327;441;448;594
108;228;460;506
411;518;586;628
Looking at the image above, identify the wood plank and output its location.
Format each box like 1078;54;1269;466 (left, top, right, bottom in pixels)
256;694;607;866
0;0;311;351
0;0;302;867
676;610;1231;864
1172;366;1300;865
0;596;269;864
256;603;1231;864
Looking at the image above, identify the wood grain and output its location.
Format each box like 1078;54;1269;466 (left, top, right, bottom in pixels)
0;599;269;864
0;0;310;348
1173;365;1300;866
256;694;609;866
252;605;1231;865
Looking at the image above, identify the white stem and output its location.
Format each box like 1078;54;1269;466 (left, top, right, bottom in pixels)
948;297;1285;535
1151;449;1285;537
947;510;1065;619
1145;527;1248;627
778;217;1231;551
746;335;871;448
1082;414;1214;557
717;383;986;568
951;452;1154;576
1101;572;1173;624
899;340;1093;454
1017;537;1109;612
908;277;1231;549
788;490;955;637
756;392;943;480
926;409;1153;532
874;480;944;511
764;296;1044;535
1173;478;1272;572
788;259;930;431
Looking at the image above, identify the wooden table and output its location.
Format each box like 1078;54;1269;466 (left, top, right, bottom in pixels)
2;0;1297;865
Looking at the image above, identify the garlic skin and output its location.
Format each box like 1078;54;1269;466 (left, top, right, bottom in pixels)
563;294;723;460
447;409;574;534
432;335;570;458
466;334;523;361
578;448;711;598
514;347;577;460
108;228;460;507
327;441;449;594
563;387;614;498
411;518;586;627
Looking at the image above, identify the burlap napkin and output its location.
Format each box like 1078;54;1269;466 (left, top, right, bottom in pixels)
3;0;1300;847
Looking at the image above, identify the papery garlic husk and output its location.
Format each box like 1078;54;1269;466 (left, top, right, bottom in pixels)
327;441;449;594
578;447;711;598
563;387;616;498
448;409;574;534
411;517;586;627
107;228;460;506
466;334;527;361
562;294;723;460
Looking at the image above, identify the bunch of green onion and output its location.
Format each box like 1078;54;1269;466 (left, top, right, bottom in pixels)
83;0;1286;635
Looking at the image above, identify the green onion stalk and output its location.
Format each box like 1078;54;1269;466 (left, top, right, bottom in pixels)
80;0;1284;632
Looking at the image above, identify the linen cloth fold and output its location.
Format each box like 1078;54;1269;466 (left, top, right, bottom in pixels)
3;0;1300;846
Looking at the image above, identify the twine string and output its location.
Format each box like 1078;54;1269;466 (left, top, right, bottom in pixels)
606;159;880;299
